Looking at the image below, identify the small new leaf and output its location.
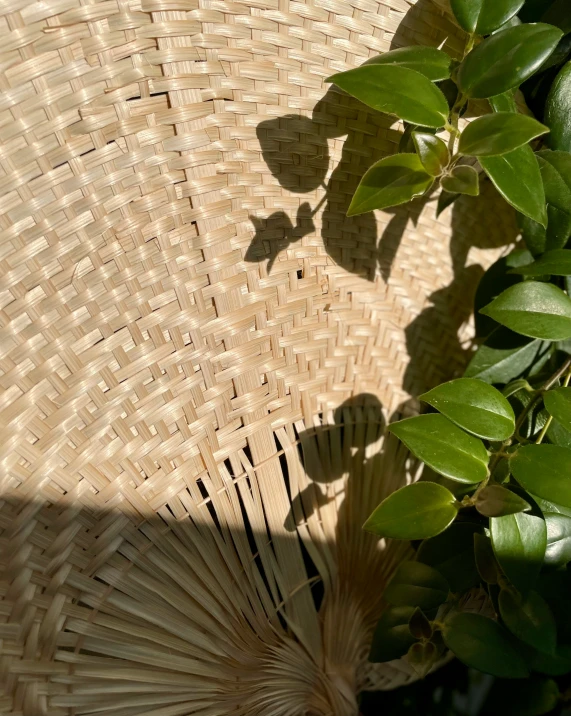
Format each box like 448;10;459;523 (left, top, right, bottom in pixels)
412;132;449;176
407;641;437;679
476;485;531;517
347;154;433;216
363;481;458;540
408;607;433;640
440;166;479;196
459;113;549;157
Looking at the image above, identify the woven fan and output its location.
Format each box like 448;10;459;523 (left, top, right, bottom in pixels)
0;0;518;713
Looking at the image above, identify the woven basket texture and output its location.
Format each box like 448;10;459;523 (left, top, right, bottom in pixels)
0;0;518;713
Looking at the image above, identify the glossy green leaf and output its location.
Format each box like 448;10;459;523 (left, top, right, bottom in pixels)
544;386;571;431
544;512;571;566
537;569;571;643
408;607;433;640
479;281;571;340
347;154;433;216
511;444;571;508
510;249;571;276
363;481;458;540
482;676;560;716
440;165;479;196
499;588;557;653
489;90;518;113
542;0;571;34
457;24;563;99
459;113;549;157
417;522;484;593
474;532;500;584
384;561;449;610
436;189;459;217
412;132;449;176
369;606;417;662
480;146;547;226
532;644;571;676
442;613;529;678
547;417;571;448
476;485;531;517
388;414;489;484
464;328;549;384
364;46;452;82
491;510;547;593
450;0;525;35
420;377;515;440
328;65;449;127
546;60;571;152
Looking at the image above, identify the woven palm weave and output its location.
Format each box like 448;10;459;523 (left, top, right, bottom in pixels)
0;0;517;713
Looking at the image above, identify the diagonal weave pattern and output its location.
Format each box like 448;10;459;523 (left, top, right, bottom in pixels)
0;0;517;713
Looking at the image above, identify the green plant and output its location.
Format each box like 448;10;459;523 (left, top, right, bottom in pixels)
327;0;571;708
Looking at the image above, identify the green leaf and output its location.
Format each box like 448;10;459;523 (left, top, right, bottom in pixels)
328;65;449;127
510;444;571;508
532;644;571;676
408;607;433;640
363;481;458;540
436;189;459;217
440;165;479;196
464;328;549;384
480;146;547;226
499;587;557;653
491;510;547;593
459;113;549;157
450;0;525;35
482;676;560;716
407;641;438;678
536;570;571;643
544;512;571;566
474;532;500;584
457;23;563;99
547;417;571;448
384;561;449;610
347;154;433;216
364;46;452;82
542;0;571;34
442;613;529;678
489;90;518;113
369;606;417;662
412;132;449;176
544;386;571;430
388;414;489;484
510;249;571;276
417;522;484;593
420;377;515;440
476;485;531;517
479;281;571;340
546;60;571;152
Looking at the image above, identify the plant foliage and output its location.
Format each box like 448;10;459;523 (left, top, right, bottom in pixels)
327;0;571;705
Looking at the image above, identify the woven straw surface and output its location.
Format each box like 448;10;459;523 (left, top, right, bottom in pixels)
0;0;517;713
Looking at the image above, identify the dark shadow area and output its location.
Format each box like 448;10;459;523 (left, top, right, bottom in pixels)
285;394;386;533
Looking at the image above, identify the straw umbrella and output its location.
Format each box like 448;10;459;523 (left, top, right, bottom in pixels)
0;0;517;712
